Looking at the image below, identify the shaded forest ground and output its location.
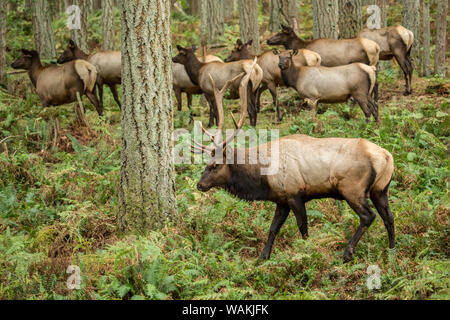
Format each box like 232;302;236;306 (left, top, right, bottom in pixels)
0;5;449;299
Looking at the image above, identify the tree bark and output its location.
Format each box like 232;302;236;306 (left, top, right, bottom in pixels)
338;0;362;39
32;0;56;59
401;0;420;74
0;0;6;85
434;0;448;77
238;0;260;54
102;0;115;50
312;0;339;39
224;0;234;19
269;0;299;33
70;0;89;52
422;0;431;77
119;0;177;233
203;0;224;46
188;0;199;15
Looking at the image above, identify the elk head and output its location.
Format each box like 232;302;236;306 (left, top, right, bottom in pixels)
172;45;197;64
267;24;296;46
278;49;298;70
224;39;253;62
57;39;78;64
11;49;38;70
193;59;257;192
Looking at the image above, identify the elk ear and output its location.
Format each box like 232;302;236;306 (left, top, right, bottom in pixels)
21;49;30;55
69;39;76;48
176;45;183;51
292;49;298;57
272;48;280;55
246;39;253;46
236;39;243;46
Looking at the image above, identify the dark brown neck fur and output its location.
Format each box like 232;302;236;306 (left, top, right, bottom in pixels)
280;60;299;89
184;52;205;86
74;47;89;60
28;56;44;88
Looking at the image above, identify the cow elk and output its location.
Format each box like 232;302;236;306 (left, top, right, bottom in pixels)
358;25;414;96
172;45;263;127
277;50;378;122
193;62;395;263
173;54;223;119
225;39;321;121
11;49;101;115
57;40;121;111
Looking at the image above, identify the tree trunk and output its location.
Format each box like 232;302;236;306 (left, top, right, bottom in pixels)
238;0;260;54
102;0;115;50
338;0;362;39
70;0;89;52
422;0;431;77
0;0;6;85
434;0;448;77
203;0;224;46
269;0;299;33
188;0;199;15
224;0;234;19
32;0;56;59
401;0;420;74
119;0;177;233
93;0;102;10
312;0;339;39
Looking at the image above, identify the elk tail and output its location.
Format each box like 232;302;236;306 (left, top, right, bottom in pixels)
74;59;97;93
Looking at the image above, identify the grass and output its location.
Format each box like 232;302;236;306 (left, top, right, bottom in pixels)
0;5;449;300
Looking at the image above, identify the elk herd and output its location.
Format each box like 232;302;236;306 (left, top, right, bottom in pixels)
9;23;415;263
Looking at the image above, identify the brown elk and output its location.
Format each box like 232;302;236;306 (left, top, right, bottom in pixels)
57;40;121;111
225;39;321;121
277;50;378;121
173;45;263;127
193;61;395;263
11;49;101;115
173;54;223;119
358;25;414;96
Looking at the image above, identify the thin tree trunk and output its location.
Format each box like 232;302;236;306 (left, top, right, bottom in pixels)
269;0;298;33
422;0;431;77
238;0;260;54
70;0;88;52
312;0;339;39
206;0;224;46
338;0;362;39
224;0;234;19
102;0;115;50
119;0;177;233
32;0;56;59
434;0;448;77
401;0;421;74
0;0;6;85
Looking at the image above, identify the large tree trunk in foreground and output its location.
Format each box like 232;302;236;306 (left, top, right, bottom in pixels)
202;0;224;46
338;0;362;39
401;0;420;73
70;0;89;52
119;0;177;233
238;0;260;54
434;0;448;77
0;0;6;85
32;0;56;59
312;0;339;39
102;0;115;50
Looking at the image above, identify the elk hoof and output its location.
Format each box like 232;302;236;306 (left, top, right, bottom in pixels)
403;90;412;96
258;251;270;261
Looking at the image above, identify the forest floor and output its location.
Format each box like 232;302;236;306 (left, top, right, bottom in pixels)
0;9;449;300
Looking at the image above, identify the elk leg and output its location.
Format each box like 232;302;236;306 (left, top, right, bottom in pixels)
187;93;194;123
109;84;122;110
352;95;372;122
205;94;217;128
174;86;182;111
259;204;290;260
342;197;376;262
370;188;395;249
288;197;308;239
394;53;411;96
267;82;282;122
255;83;267;113
247;82;258;127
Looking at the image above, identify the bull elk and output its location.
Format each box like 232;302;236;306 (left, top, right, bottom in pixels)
225;39;321;121
173;54;223;119
57;40;121;111
277;50;378;122
11;49;101;115
172;45;263;127
193;61;395;263
358;25;414;96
